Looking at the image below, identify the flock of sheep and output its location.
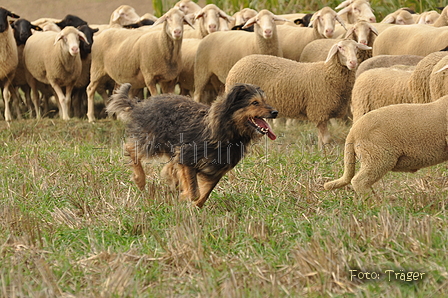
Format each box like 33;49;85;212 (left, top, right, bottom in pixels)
2;0;448;194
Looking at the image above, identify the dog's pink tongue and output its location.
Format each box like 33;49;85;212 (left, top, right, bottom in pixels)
254;118;277;140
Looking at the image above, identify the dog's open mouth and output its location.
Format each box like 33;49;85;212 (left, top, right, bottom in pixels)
249;117;277;140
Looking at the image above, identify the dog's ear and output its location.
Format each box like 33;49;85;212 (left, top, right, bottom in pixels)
225;83;263;111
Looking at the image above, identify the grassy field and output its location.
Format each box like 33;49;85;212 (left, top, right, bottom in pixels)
0;118;447;297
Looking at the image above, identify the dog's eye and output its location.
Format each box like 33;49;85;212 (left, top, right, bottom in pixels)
251;101;259;106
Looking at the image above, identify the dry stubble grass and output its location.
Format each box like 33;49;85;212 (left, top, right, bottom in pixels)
0;118;447;297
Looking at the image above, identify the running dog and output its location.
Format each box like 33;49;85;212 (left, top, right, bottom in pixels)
107;83;278;207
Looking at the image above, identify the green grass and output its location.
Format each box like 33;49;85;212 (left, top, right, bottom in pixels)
0;118;447;297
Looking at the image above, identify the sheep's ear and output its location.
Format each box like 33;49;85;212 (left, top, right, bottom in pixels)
9;20;14;27
337;6;352;16
32;25;43;31
242;16;256;29
381;15;395;24
194;9;205;20
435;64;448;74
78;31;89;44
356;43;372;51
183;15;195;29
8;11;20;19
218;10;232;22
345;26;355;38
369;24;379;36
335;0;352;10
152;14;168;26
54;32;64;45
273;16;291;23
336;15;346;29
112;10;122;22
325;43;340;63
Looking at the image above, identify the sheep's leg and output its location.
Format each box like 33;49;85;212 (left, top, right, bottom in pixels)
144;77;159;96
351;153;395;194
22;86;33;117
86;80;99;122
3;81;13;122
51;83;70;120
159;80;177;94
317;121;332;150
28;78;41;119
11;87;23;120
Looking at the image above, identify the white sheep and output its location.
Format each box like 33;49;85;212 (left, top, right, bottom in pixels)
276;7;346;62
416;10;440;25
231;8;258;28
86;7;194;122
300;20;377;62
0;8;20;122
372;25;448;56
193;9;289;104
408;51;448;104
225;40;371;148
351;66;415;122
183;4;232;39
356;54;423;78
24;26;88;120
381;8;415;25
91;5;141;33
324;95;448;194
335;0;376;24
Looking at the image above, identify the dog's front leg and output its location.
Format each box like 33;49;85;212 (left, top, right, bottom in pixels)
125;143;146;190
177;164;200;202
194;174;222;208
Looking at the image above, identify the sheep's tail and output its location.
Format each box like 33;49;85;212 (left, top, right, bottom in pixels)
324;136;356;190
106;83;136;121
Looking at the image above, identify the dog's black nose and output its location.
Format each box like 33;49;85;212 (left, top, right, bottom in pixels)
271;110;278;118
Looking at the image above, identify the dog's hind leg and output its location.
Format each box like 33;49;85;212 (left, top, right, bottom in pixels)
176;164;200;202
125;143;146;190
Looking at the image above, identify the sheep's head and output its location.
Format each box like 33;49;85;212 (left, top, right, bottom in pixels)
194;4;232;34
153;7;194;40
336;0;376;24
174;0;201;15
233;8;258;27
311;7;345;38
110;5;140;27
325;40;371;70
243;9;289;39
0;7;19;33
54;26;88;56
345;20;378;46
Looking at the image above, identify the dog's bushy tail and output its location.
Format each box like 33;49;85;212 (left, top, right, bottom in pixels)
106;83;137;121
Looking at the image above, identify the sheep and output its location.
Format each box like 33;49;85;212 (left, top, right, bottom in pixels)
177;38;201;96
381;8;415;25
372;25;448;56
276;7;346;62
416;10;440;25
335;0;376;24
183;4;232;39
0;7;20;122
356;54;423;78
31;18;61;32
86;7;194;122
351;66;415;122
23;26;88;120
408;51;448;104
174;0;201;15
324;95;448;195
225;40;372;148
91;5;141;33
428;55;448;102
193;10;289;104
300;20;377;62
232;8;258;27
55;14;87;29
9;18;43;119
